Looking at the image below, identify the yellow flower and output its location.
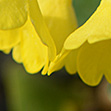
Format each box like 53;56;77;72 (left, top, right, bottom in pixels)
0;0;58;73
63;0;111;86
0;0;56;61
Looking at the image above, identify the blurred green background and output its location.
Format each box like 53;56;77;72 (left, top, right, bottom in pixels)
73;0;100;26
0;0;111;111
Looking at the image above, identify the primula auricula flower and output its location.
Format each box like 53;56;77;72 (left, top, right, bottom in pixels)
0;0;57;73
62;0;111;86
0;0;56;61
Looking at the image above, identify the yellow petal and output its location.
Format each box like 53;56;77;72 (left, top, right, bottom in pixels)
38;0;77;54
12;44;22;63
77;40;111;86
64;26;88;50
0;0;27;29
21;19;47;74
64;0;111;50
65;49;78;74
28;0;56;61
0;29;20;50
3;49;11;54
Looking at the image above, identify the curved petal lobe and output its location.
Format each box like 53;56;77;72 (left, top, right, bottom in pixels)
21;19;47;74
12;44;22;63
77;40;111;86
